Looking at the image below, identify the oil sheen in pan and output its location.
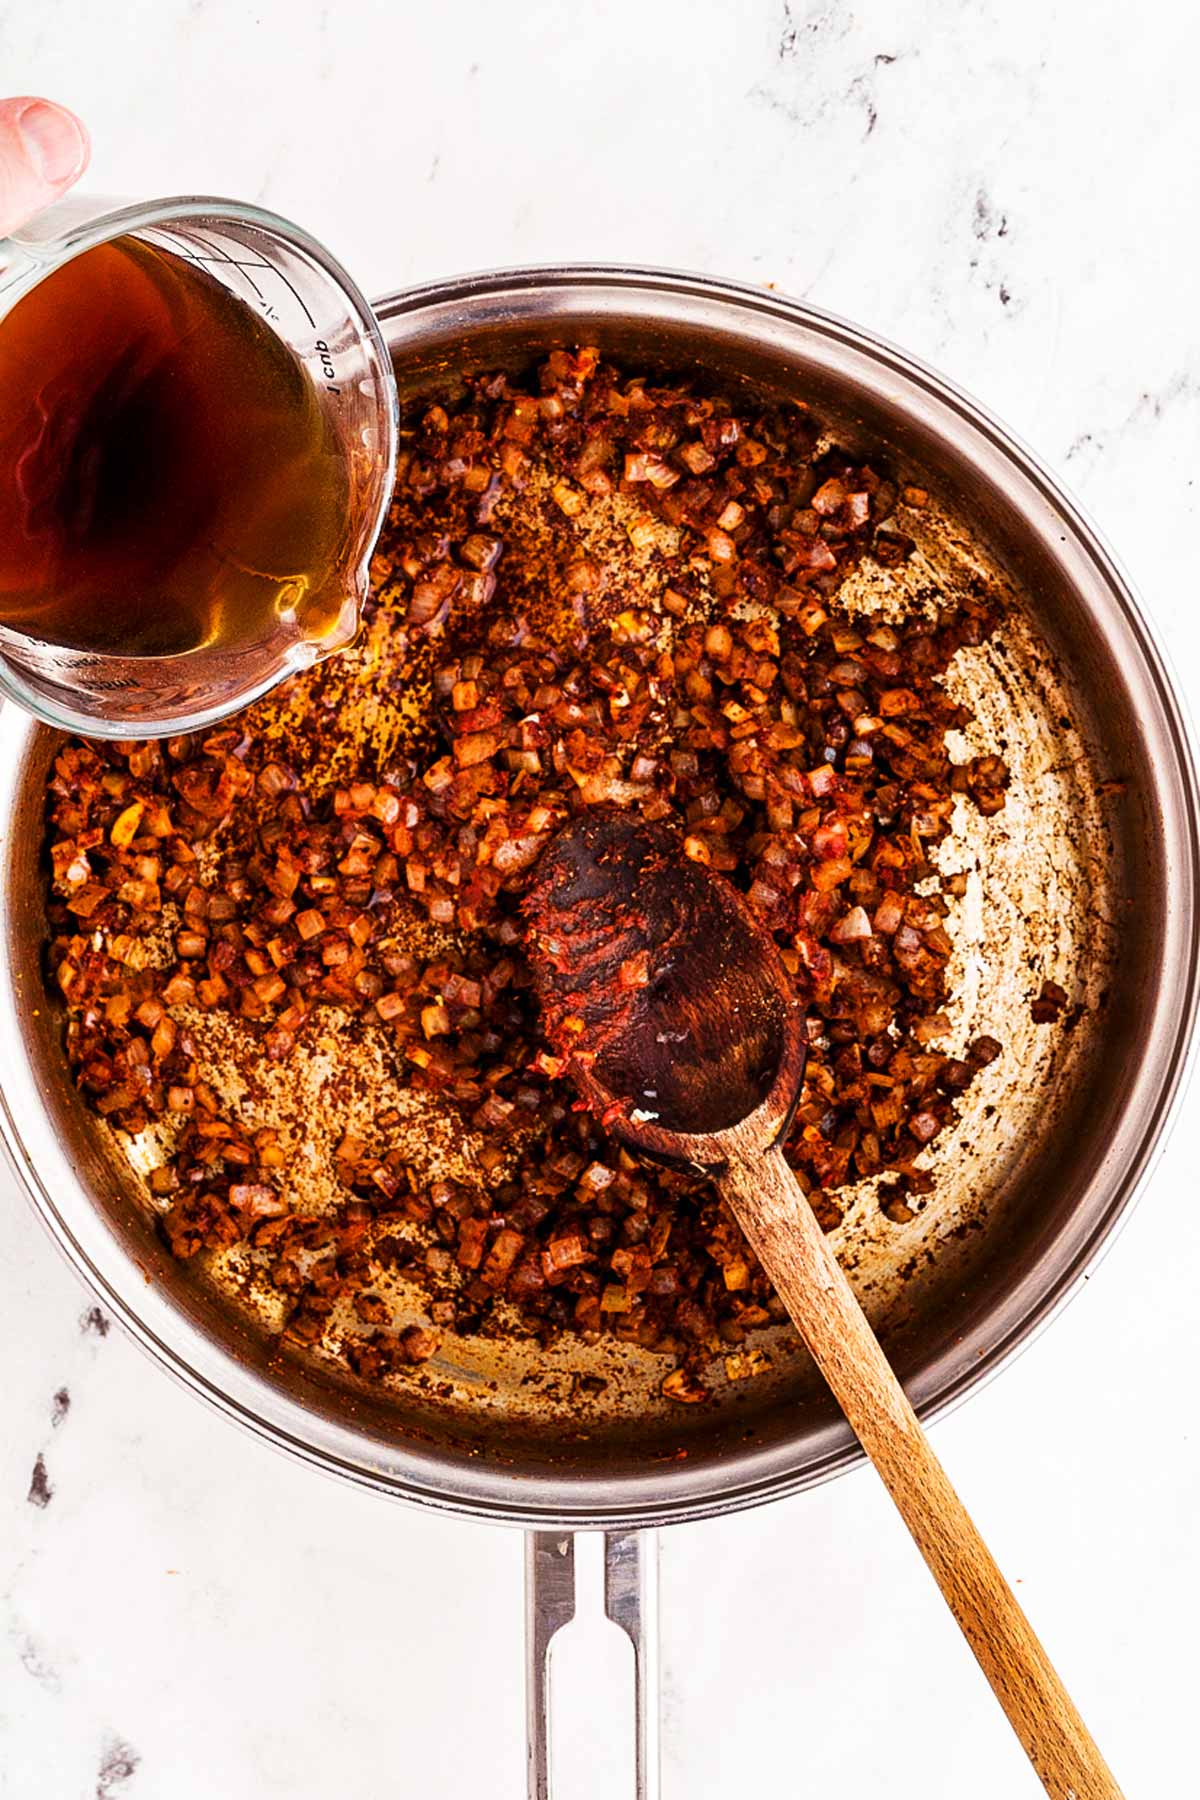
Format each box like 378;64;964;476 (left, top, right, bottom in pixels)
102;475;1116;1438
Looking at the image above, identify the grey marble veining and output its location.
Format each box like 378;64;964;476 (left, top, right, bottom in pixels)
1;2;1198;1795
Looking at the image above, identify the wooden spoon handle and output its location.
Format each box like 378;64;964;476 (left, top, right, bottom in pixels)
720;1144;1123;1800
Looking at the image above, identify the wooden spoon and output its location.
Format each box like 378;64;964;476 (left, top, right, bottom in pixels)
523;813;1123;1800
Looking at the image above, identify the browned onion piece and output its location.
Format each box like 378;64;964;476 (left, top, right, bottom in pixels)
41;346;1008;1397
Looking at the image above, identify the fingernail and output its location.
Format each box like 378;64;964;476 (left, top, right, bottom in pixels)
17;101;88;185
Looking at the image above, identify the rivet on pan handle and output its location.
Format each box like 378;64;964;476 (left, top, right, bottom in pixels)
524;1529;661;1800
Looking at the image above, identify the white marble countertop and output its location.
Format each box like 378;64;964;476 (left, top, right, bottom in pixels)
3;3;1198;1795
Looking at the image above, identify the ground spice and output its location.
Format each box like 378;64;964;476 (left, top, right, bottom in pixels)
42;348;1007;1399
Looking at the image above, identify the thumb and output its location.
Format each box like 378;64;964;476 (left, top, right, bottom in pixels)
0;97;90;237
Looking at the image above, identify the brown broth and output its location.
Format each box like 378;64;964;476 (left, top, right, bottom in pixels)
0;236;349;659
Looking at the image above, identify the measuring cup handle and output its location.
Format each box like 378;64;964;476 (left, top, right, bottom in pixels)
524;1529;661;1800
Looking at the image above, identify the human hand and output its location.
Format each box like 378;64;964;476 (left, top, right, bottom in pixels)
0;97;90;237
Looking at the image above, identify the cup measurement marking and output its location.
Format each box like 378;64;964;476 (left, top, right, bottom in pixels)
148;227;337;389
315;339;339;393
163;227;269;304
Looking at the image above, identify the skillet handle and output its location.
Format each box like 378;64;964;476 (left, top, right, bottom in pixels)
525;1529;660;1799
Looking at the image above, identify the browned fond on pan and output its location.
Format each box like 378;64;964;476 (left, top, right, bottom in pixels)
6;305;1136;1496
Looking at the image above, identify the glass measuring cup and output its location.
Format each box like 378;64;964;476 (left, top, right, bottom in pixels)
0;195;398;737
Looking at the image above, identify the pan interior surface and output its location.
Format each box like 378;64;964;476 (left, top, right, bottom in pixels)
1;270;1194;1526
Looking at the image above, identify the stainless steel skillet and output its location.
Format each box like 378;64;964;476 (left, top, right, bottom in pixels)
1;265;1196;1795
